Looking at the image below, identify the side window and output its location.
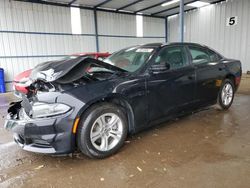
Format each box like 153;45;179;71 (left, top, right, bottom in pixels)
154;46;188;70
207;49;222;62
189;46;210;64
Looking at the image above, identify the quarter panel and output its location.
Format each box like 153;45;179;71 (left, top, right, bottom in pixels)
195;62;227;102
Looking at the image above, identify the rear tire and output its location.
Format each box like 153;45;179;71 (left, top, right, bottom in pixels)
217;79;235;110
77;103;128;159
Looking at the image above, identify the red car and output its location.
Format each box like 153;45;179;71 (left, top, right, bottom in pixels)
13;52;110;97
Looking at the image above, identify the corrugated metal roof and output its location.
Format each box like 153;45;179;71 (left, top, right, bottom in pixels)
16;0;225;18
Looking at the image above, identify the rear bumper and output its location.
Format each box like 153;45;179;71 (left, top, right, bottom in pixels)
4;109;74;154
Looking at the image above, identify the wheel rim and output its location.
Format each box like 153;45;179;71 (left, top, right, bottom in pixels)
90;113;123;152
221;83;233;106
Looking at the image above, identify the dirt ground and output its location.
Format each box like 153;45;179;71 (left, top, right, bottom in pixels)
0;75;250;188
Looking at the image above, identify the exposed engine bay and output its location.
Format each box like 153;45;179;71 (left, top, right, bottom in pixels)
25;56;126;97
8;57;127;120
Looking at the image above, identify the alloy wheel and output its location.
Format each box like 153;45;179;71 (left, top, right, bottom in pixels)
90;113;123;151
221;83;233;106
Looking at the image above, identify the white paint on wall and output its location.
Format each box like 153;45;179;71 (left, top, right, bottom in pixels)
70;7;82;34
136;15;143;37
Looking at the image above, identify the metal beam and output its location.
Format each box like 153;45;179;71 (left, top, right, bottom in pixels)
94;0;113;8
151;0;197;16
93;8;164;19
15;0;82;7
179;0;184;42
93;9;99;52
68;0;77;5
134;0;171;13
116;0;144;11
209;0;226;5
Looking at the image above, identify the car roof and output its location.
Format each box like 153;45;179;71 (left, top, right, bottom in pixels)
140;42;207;48
140;42;223;57
169;42;208;48
141;43;163;48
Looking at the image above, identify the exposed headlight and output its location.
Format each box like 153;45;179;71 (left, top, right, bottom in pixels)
32;102;71;118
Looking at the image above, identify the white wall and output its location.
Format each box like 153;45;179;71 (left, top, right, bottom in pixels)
168;0;250;73
97;11;165;52
0;0;165;91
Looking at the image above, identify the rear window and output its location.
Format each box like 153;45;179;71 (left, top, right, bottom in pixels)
189;46;210;64
207;49;222;62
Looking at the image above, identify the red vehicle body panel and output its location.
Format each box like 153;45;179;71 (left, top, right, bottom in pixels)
71;52;110;59
13;69;32;95
13;52;110;95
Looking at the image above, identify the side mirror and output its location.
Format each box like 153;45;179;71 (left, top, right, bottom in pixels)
150;62;170;74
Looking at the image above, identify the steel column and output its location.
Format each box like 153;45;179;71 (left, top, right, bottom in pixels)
94;9;100;52
179;0;184;42
165;17;168;43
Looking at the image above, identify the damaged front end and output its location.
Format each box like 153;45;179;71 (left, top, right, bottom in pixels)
4;94;73;154
4;56;123;154
24;56;126;97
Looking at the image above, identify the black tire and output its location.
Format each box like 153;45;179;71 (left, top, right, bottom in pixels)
217;78;235;110
77;103;128;159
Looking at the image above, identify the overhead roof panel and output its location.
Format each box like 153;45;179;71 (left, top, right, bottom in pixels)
141;2;180;15
153;0;223;17
103;0;137;9
159;0;222;17
166;6;197;17
149;0;196;15
160;7;179;17
123;0;166;12
17;0;225;18
46;0;73;4
75;0;106;7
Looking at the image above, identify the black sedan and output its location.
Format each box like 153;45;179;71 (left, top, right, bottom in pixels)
5;43;242;158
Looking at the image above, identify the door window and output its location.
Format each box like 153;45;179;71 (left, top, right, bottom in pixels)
189;46;210;64
154;46;188;70
207;49;222;62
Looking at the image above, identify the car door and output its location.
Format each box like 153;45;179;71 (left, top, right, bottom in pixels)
187;45;226;103
146;45;196;124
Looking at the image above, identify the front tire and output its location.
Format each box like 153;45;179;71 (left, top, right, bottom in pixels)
217;79;235;110
77;103;128;159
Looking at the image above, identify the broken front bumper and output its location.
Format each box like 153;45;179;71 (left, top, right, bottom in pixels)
4;108;74;154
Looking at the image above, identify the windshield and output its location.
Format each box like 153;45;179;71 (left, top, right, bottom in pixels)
103;46;155;72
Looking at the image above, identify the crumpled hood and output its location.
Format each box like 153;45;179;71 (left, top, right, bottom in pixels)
30;56;126;83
